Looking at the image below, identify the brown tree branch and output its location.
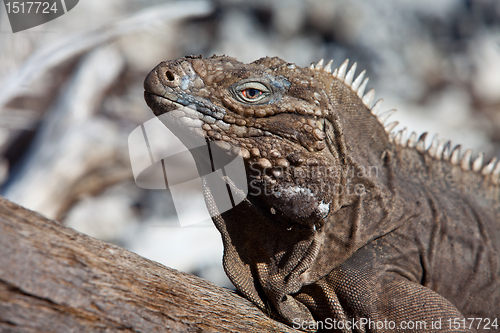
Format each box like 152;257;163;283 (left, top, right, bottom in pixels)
0;197;300;332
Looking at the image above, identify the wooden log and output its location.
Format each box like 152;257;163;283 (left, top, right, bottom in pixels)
0;197;300;332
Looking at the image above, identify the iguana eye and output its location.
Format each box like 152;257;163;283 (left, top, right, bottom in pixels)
241;88;263;99
234;82;271;104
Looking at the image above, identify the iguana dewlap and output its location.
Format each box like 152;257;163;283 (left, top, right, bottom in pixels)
144;55;500;332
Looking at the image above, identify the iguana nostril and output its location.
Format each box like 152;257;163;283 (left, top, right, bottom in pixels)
165;70;175;81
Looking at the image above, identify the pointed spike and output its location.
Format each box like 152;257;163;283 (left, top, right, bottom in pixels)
400;128;408;147
384;121;398;134
441;140;452;160
416;133;428;153
357;77;369;97
435;138;448;160
389;131;397;143
492;161;500;184
362;88;376;108
351;70;366;91
407;132;418;148
394;131;403;145
461;149;473;170
442;141;452;160
345;62;357;86
450;145;461;165
337;59;349;81
427;135;439;158
472;152;484;172
377;109;396;124
482;157;497;175
323;59;333;74
332;68;338;77
309;63;315;70
315;59;324;70
371;99;384;116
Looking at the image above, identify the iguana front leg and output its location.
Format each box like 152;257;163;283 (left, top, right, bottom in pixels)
295;242;473;333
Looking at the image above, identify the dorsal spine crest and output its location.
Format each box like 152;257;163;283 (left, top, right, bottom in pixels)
310;58;499;182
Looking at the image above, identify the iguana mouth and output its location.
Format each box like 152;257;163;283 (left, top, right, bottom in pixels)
143;91;181;114
144;87;227;120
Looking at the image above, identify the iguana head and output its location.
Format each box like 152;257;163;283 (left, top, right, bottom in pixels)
144;55;403;325
144;55;378;226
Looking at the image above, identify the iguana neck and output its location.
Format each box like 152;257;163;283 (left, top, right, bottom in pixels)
297;76;411;282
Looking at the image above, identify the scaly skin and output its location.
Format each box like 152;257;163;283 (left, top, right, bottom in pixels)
144;55;500;332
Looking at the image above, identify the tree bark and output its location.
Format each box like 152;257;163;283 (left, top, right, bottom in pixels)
0;197;300;332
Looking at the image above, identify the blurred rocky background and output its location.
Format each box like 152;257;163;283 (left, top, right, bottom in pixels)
0;0;499;288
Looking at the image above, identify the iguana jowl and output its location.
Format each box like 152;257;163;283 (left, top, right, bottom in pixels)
144;55;500;332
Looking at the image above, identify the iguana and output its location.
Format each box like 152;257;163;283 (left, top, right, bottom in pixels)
144;55;500;332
